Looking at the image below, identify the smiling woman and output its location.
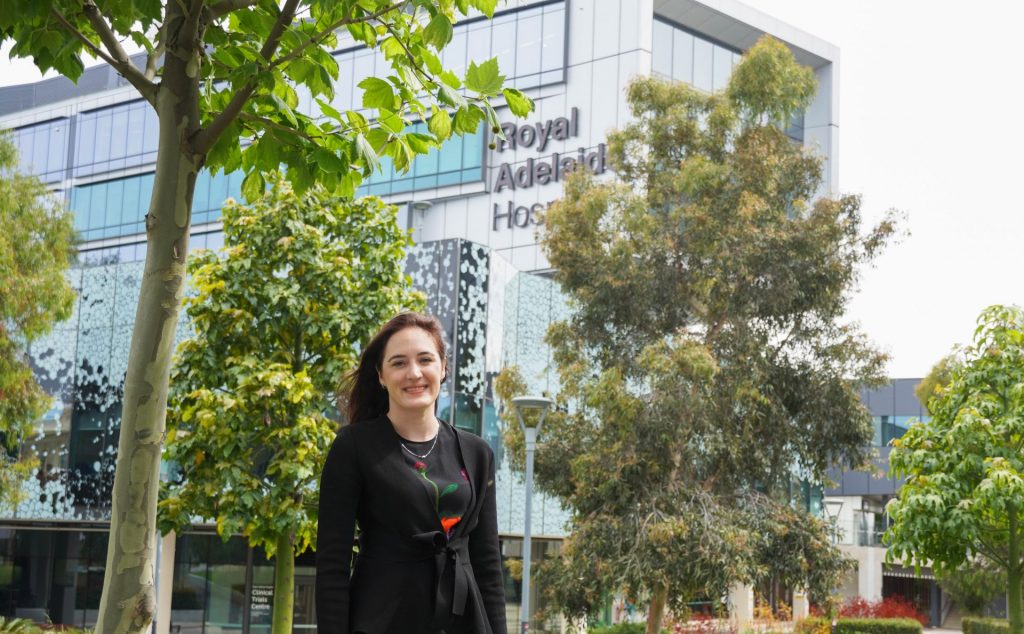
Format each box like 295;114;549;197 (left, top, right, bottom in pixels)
317;312;507;634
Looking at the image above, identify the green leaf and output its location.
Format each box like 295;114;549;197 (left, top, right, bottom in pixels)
469;0;498;17
241;171;264;202
346;22;377;47
452;106;484;135
464;58;503;96
270;93;298;127
503;88;534;118
358;77;396;111
428;109;452;141
313;148;346;173
377;110;405;135
422;14;453;50
440;483;458;497
355;133;381;173
404;132;435;154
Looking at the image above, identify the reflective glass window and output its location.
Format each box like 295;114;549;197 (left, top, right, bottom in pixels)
515;13;543;82
541;5;565;73
490;15;517;84
712;44;732;91
692;37;712;91
652;20;672;77
9;119;69;183
672;29;694;84
358;120;483;196
74;101;157;177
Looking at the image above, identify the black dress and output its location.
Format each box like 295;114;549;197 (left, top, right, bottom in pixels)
316;417;507;634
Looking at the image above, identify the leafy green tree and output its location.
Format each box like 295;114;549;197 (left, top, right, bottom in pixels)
936;557;1006;617
159;177;422;634
914;352;959;407
0;134;76;509
1;1;531;629
499;37;895;634
887;305;1024;634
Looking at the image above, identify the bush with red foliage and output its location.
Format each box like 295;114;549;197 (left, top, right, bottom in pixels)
836;595;928;626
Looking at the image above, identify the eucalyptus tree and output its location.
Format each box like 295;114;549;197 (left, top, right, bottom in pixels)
500;37;895;634
1;1;531;630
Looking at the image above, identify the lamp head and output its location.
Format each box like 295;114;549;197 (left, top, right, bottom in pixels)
511;396;554;411
511;395;554;432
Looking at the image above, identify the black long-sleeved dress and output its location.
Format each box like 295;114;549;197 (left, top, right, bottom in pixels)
315;416;507;634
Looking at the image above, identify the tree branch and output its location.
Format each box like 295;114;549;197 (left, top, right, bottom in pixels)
191;0;300;156
270;1;404;70
79;1;158;104
49;8;120;69
238;112;317;144
206;0;258;21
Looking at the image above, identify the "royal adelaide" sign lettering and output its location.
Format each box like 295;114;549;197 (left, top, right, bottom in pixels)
491;107;607;230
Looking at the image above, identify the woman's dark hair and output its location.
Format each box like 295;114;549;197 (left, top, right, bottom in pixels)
344;312;448;424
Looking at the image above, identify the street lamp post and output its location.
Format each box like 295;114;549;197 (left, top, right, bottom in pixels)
511;395;555;634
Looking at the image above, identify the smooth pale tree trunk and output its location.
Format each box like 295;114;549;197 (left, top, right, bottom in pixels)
94;4;201;632
647;586;667;634
272;534;296;634
1010;505;1022;634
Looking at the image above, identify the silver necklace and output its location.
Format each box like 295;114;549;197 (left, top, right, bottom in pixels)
400;423;440;459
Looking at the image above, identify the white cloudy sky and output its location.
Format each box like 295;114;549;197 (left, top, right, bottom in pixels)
3;1;1023;378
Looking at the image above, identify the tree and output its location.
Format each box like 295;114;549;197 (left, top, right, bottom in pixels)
159;177;422;634
498;37;896;634
1;1;531;630
935;557;1006;617
0;133;76;509
886;305;1024;634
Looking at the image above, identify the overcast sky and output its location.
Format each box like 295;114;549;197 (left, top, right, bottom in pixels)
3;1;1022;378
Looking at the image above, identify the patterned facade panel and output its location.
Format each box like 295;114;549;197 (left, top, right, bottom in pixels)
452;241;490;433
406;240;460;414
13;260;152;520
493;270;571;536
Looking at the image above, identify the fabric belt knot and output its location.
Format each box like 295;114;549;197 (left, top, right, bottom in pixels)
413;530;470;622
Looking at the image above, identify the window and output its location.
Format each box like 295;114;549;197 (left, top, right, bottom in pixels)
74;101;159;178
70;170;240;242
328;1;567;117
357;120;484;196
11;118;70;183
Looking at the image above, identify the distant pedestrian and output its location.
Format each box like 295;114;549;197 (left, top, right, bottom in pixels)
316;312;507;634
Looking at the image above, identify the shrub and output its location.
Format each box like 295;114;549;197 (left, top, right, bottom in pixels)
589;624;665;634
795;617;829;634
962;617;1009;634
795;617;922;634
835;618;923;634
838;596;928;627
0;617;40;634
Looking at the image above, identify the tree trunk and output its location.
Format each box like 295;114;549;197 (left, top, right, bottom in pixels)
272;533;296;634
94;4;201;632
1010;505;1022;634
647;586;668;634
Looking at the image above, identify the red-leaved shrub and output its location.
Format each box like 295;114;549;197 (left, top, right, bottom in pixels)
837;595;928;626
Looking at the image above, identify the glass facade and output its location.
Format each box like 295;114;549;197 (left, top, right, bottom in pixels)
651;16;805;142
74;100;159;179
357;121;485;197
8;118;70;184
652;17;740;92
0;528;108;627
69;170;242;242
318;0;567;118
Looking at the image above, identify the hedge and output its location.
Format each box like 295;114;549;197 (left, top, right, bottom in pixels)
588;624;667;634
796;617;923;634
963;617;1009;634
